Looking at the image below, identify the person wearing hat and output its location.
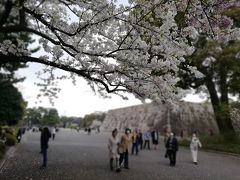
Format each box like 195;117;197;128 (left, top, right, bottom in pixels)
165;132;179;166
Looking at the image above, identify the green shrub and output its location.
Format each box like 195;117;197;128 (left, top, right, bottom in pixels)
0;151;4;159
0;141;6;152
5;133;17;146
0;141;6;159
178;138;190;147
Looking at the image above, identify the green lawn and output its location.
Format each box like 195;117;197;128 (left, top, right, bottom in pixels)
179;135;240;155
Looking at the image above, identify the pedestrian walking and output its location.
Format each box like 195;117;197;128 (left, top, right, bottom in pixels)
16;128;22;143
164;132;170;158
87;128;91;135
52;127;56;140
190;133;202;165
40;127;51;169
143;130;151;150
119;129;131;169
131;129;139;155
97;126;100;133
165;132;178;166
138;130;143;150
39;127;43;153
108;129;121;172
151;129;159;150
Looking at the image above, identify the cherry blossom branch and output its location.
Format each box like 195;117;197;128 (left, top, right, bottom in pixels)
0;52;126;93
199;0;215;37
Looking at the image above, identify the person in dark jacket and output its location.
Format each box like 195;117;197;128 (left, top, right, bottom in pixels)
16;128;22;143
40;127;51;168
165;132;178;166
138;131;143;150
131;129;139;155
39;127;43;153
151;129;159;150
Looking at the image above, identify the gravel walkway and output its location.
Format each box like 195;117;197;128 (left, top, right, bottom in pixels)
0;129;239;180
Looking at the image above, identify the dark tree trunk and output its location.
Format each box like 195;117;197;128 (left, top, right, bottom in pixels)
205;76;235;137
219;69;236;136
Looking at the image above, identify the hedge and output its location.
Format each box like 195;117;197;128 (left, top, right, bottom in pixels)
5;133;17;146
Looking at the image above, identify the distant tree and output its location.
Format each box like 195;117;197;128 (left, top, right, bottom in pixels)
0;80;26;125
60;116;75;128
83;112;105;128
24;107;59;126
24;107;43;125
83;114;94;128
41;108;59;126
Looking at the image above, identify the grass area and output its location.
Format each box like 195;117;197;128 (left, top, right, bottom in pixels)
179;135;240;155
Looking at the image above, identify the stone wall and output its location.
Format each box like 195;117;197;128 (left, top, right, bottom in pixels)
101;101;219;136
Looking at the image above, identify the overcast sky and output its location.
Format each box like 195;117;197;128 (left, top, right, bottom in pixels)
15;0;204;117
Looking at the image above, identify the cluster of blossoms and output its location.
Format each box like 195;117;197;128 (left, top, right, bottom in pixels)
0;0;239;103
176;0;240;42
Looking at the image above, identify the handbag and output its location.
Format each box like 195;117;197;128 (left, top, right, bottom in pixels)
117;145;124;154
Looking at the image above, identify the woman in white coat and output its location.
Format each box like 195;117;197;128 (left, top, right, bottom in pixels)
108;129;121;172
190;133;202;165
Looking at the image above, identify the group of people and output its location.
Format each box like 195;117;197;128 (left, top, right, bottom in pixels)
38;126;202;170
107;128;160;172
165;131;202;166
108;128;202;172
107;128;130;172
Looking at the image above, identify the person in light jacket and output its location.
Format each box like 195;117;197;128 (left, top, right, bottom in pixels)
52;127;56;140
119;129;131;169
190;133;202;165
143;130;151;150
108;129;121;172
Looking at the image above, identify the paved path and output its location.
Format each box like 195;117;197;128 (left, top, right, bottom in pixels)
0;129;240;180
